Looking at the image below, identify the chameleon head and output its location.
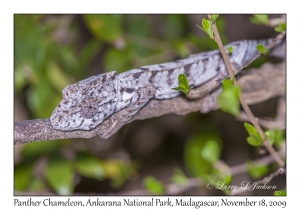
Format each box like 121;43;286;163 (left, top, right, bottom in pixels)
50;71;119;131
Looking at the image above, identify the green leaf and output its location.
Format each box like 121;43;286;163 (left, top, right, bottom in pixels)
45;155;74;195
256;44;265;53
171;168;187;184
244;122;261;139
196;18;214;39
265;130;275;145
209;14;219;23
171;73;190;95
178;73;189;87
246;161;268;179
265;129;285;147
202;18;210;31
217;79;240;116
143;176;164;195
203;18;214;39
273;129;285;147
189;16;227;51
75;152;104;180
222;78;234;89
256;44;269;55
201;140;220;164
250;15;269;25
274;23;286;32
244;122;262;146
227;46;233;53
247;135;262;146
274;189;286;196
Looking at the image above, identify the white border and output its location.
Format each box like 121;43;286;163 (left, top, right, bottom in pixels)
3;0;298;209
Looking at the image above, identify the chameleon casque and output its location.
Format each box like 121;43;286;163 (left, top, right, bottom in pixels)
50;38;285;132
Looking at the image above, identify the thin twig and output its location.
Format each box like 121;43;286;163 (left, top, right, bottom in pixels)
208;14;285;167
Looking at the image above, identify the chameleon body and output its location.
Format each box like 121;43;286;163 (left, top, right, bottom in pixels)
50;38;283;131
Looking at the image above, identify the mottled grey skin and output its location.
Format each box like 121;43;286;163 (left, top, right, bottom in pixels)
50;39;274;131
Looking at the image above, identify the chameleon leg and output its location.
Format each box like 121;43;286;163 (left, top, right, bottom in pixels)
99;84;156;139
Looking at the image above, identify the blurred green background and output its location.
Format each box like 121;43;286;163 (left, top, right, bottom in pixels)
14;14;285;195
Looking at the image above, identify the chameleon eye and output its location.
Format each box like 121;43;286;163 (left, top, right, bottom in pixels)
80;100;99;119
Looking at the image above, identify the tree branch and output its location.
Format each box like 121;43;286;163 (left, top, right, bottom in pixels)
208;14;285;167
14;61;285;145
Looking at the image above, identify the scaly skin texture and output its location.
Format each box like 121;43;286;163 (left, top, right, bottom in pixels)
50;38;279;131
50;71;119;130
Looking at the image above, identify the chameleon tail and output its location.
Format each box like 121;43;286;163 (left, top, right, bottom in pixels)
241;38;285;69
